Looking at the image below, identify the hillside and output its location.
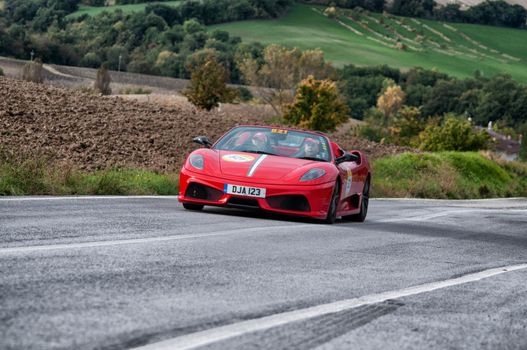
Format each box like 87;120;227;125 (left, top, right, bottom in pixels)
66;1;182;18
0;76;409;172
0;76;264;172
434;0;527;9
211;3;527;82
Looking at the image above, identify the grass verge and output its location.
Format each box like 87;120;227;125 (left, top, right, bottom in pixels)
372;152;527;199
2;149;525;199
0;151;178;195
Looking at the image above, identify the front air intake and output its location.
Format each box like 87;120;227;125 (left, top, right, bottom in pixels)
185;183;223;201
267;195;310;212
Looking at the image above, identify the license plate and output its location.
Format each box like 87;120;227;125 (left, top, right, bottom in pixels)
224;184;266;198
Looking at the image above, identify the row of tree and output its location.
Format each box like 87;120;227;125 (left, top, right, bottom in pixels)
338;65;527;129
303;0;527;29
181;50;518;156
3;0;294;26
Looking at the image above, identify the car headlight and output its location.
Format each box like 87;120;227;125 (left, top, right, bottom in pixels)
300;168;326;182
189;154;204;170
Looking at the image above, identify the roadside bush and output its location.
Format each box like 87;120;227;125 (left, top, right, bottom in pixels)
0;67;4;76
236;86;253;102
284;75;348;132
21;59;44;83
356;108;386;142
418;115;490;151
356;106;428;146
388;106;425;146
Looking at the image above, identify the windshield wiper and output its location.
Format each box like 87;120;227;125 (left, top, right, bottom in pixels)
296;156;326;162
238;149;278;156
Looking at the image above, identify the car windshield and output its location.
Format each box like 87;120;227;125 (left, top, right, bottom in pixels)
214;127;331;162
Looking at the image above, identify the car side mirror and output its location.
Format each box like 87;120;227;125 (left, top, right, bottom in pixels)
336;152;359;165
193;136;212;148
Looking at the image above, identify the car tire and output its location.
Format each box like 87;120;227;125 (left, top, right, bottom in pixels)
182;203;204;211
344;177;370;222
324;182;340;224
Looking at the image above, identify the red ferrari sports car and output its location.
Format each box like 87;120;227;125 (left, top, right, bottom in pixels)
178;125;371;223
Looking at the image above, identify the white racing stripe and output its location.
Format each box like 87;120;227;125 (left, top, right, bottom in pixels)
0;224;314;255
134;263;527;350
247;155;268;177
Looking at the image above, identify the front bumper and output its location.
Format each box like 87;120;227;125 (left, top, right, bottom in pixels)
178;167;334;219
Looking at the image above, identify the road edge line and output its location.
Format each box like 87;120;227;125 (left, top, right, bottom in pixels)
133;263;527;350
0;224;314;255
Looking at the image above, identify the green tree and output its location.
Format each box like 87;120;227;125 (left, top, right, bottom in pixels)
377;81;405;124
284;76;348;132
418;115;490;151
237;44;332;115
389;106;424;146
183;50;237;110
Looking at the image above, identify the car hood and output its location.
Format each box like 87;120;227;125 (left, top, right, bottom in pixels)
218;150;318;180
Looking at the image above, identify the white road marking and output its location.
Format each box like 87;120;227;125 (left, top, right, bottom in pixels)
374;208;527;223
134;263;527;350
0;224;315;255
0;196;179;201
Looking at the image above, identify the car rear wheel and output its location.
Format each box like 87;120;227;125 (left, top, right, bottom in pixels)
182;203;204;211
324;182;340;224
344;177;370;222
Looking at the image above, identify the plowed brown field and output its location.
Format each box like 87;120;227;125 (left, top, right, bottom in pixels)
0;76;412;172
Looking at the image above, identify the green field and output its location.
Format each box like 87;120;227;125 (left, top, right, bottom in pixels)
67;1;181;18
211;4;527;82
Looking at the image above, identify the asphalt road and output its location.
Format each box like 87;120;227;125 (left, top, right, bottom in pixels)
1;196;527;350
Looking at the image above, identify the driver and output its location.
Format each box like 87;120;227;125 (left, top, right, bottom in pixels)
251;132;271;152
302;137;320;158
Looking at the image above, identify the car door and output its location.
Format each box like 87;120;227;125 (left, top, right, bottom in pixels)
331;142;353;201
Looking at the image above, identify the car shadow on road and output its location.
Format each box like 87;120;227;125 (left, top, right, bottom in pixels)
183;206;327;225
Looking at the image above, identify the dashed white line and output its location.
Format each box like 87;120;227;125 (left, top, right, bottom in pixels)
374;208;527;223
134;263;527;350
0;224;315;255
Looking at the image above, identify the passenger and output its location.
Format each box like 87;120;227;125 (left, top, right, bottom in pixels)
301;137;321;158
